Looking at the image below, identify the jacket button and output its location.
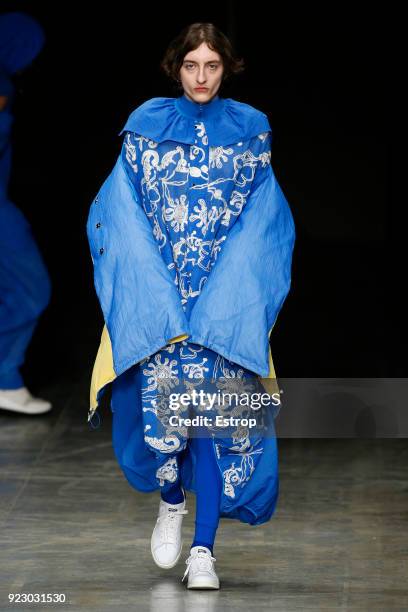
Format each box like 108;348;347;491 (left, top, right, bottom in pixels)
99;247;104;254
94;195;99;203
96;222;101;228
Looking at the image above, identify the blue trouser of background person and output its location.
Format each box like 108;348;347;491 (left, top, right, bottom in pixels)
0;199;51;388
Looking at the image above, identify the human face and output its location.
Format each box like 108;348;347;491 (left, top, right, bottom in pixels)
179;42;224;103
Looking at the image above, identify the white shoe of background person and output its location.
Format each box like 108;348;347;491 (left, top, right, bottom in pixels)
0;387;52;415
182;545;220;589
151;494;188;569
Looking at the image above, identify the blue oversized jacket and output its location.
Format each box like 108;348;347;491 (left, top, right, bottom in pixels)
86;93;296;524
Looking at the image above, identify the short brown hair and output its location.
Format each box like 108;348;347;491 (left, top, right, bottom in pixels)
160;22;245;88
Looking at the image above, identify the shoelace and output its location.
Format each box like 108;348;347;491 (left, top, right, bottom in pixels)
182;550;217;583
156;507;188;543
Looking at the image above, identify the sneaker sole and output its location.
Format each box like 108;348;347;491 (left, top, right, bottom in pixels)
187;576;220;590
0;403;52;415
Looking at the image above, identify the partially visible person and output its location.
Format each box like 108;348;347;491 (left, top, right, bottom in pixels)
0;12;52;415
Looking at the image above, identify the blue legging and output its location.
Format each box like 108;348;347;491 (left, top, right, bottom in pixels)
161;432;222;555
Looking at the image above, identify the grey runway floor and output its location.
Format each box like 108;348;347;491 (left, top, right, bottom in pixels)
0;381;407;611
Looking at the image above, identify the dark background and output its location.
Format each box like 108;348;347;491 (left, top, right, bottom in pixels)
1;2;401;402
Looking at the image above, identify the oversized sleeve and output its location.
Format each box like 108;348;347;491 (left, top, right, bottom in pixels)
187;130;296;377
86;137;190;380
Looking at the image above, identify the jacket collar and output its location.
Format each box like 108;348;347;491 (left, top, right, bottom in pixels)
174;93;224;120
119;95;271;147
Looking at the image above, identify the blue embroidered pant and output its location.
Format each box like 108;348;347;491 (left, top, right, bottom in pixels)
0;201;51;388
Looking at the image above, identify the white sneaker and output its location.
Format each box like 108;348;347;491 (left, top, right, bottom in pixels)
0;387;52;415
151;494;188;569
182;546;220;590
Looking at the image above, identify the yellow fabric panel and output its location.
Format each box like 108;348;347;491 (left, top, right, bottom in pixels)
262;325;280;396
267;344;276;378
89;324;116;411
267;324;276;378
263;343;279;395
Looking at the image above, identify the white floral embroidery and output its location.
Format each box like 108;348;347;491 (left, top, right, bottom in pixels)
163;195;188;232
181;358;210;379
222;446;263;498
145;434;182;454
156;457;179;484
209;145;234;169
142;355;179;394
